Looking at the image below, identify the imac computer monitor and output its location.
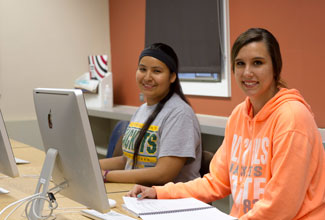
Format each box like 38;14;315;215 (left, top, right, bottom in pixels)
0;110;19;194
32;88;109;218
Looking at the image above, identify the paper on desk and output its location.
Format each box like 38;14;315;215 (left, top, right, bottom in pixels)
122;197;237;220
122;196;210;216
140;208;237;220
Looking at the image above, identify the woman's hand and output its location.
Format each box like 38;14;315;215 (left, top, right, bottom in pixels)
126;184;157;200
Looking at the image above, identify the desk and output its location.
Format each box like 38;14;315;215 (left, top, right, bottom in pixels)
0;140;136;219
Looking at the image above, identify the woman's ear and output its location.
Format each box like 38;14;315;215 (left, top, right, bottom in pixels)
170;72;177;83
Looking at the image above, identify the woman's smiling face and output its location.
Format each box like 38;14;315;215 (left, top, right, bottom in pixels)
234;41;277;109
136;56;176;106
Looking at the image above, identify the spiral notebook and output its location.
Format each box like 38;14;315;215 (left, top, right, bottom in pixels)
122;197;237;220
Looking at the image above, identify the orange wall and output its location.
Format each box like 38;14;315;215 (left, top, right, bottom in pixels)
109;0;325;127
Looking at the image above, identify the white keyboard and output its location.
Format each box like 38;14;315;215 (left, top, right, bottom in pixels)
15;157;30;164
0;187;9;194
81;209;136;220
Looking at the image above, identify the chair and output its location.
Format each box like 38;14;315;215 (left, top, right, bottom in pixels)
199;150;215;177
106;120;129;158
199;149;234;210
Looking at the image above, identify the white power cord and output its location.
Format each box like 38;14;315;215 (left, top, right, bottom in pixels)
0;193;41;217
3;194;51;220
24;194;58;220
0;181;66;220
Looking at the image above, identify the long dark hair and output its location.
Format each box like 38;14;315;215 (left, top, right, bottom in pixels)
132;43;189;168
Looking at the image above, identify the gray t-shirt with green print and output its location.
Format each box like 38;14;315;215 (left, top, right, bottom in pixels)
122;93;202;182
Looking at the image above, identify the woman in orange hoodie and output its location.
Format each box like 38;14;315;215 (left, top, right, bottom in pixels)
127;28;325;219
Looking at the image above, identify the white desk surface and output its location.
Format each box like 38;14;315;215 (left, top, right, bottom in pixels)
87;104;228;136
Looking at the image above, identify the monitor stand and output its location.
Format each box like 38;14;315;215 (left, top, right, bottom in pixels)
28;148;60;220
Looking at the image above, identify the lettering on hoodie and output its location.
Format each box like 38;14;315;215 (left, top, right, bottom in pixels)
229;134;269;213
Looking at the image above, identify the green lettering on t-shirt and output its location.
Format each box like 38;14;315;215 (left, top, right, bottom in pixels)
146;134;157;154
139;132;150;153
123;128;139;151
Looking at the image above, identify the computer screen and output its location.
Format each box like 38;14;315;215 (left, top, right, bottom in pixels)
31;88;109;218
0;109;19;193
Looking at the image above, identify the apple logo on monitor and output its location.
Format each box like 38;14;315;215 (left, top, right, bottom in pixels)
48;109;53;129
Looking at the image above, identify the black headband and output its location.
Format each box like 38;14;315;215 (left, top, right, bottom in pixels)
139;48;177;73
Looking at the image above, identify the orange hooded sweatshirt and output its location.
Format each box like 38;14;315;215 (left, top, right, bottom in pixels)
154;88;325;219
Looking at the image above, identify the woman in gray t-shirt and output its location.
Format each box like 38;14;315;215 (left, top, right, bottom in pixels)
100;43;202;185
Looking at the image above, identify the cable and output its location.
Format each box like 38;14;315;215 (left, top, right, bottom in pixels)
0;193;41;216
4;197;33;220
24;183;66;220
21;174;41;179
50;180;68;195
0;181;67;219
24;194;58;220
